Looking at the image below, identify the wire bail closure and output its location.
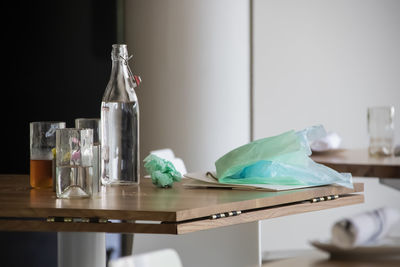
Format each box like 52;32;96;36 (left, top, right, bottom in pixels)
120;55;141;86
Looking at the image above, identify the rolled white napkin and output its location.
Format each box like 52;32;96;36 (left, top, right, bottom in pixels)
331;207;400;248
150;148;187;175
311;132;341;152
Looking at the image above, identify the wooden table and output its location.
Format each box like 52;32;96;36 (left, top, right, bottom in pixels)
311;149;400;178
0;175;364;235
262;250;400;267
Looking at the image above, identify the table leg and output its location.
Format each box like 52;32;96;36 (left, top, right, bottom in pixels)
132;221;261;267
58;232;106;267
379;178;400;191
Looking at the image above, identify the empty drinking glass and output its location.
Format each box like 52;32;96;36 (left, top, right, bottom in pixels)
367;106;395;156
75;118;101;196
56;128;94;198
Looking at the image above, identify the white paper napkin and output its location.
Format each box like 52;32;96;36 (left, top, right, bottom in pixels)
311;132;342;152
150;148;187;175
331;207;400;248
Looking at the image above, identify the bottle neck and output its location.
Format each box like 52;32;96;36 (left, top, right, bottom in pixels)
110;59;130;78
103;45;140;102
109;44;141;87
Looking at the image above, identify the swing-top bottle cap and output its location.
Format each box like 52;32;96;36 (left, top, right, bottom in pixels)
111;44;128;60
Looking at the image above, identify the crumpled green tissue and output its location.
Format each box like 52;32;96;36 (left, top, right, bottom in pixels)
143;154;182;188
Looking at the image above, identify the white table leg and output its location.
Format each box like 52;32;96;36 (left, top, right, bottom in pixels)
133;221;261;267
58;232;106;267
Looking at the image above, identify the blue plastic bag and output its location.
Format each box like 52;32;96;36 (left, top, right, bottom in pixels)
215;125;353;188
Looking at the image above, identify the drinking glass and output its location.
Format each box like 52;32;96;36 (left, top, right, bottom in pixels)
75;118;101;196
56;128;93;198
367;106;395;156
30;121;66;188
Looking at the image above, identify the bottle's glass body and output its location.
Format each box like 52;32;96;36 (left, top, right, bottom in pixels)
101;44;140;185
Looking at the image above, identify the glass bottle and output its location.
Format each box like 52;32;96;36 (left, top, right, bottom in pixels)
101;44;141;185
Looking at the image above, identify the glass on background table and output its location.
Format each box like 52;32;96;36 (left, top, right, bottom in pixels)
367;106;395;157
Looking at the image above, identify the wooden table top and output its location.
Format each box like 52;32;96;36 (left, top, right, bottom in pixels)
311;149;400;178
262;250;400;267
0;175;364;234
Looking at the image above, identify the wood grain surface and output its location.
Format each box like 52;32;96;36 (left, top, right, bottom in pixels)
311;149;400;178
0;195;364;234
0;175;364;234
176;194;364;234
262;250;400;267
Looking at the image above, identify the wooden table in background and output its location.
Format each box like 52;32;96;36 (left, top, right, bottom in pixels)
262;250;400;267
0;175;364;234
311;149;400;178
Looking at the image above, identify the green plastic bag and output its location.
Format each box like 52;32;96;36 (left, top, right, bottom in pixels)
215;125;353;188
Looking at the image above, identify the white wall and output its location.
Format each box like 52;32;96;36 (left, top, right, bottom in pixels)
254;0;400;253
254;0;400;148
126;0;250;173
125;1;257;266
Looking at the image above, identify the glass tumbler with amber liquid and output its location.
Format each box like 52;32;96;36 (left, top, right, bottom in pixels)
30;121;66;188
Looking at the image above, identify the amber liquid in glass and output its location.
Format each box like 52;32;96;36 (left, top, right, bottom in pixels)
30;159;53;188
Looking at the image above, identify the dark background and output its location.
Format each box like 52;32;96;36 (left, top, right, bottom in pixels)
2;1;119;266
3;0;117;174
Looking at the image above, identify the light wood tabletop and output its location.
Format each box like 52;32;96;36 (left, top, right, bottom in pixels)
262;250;400;267
311;149;400;178
0;175;364;234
